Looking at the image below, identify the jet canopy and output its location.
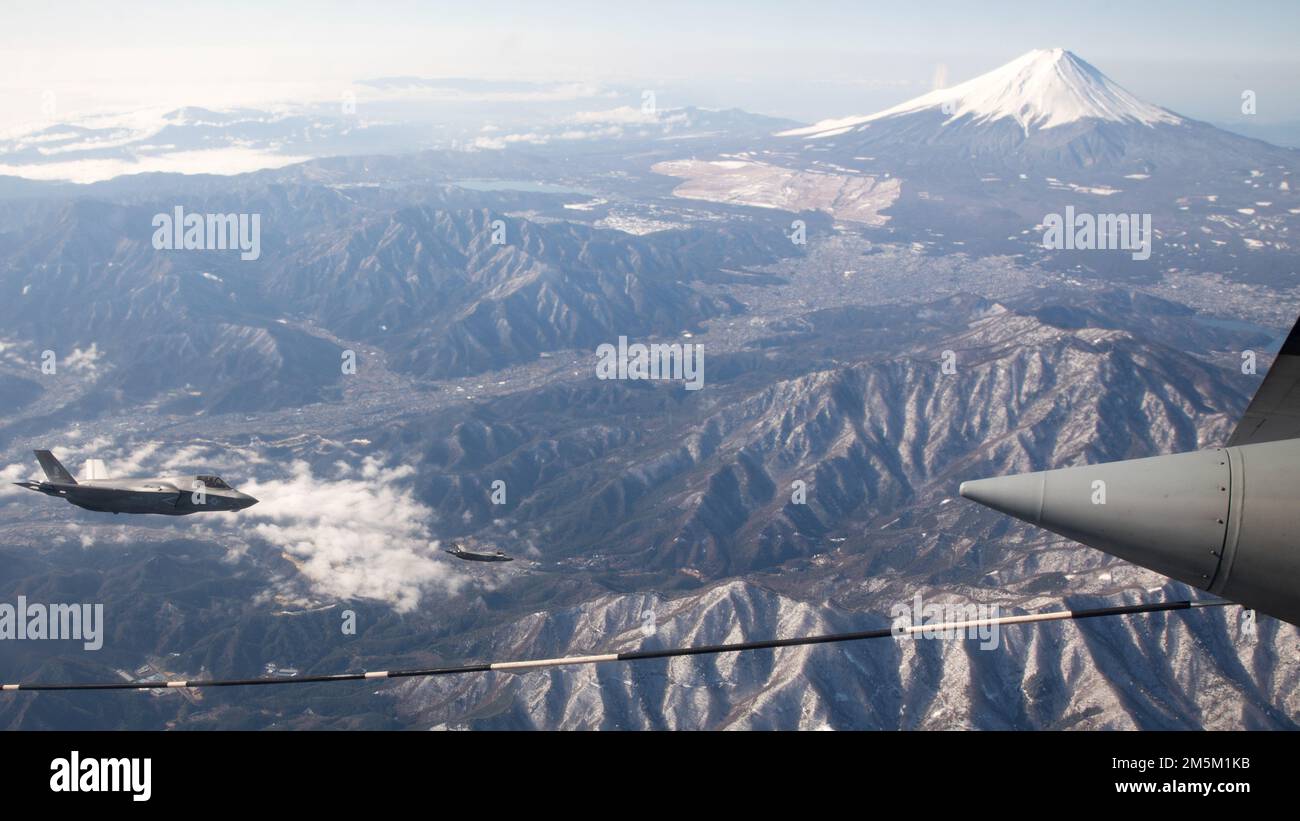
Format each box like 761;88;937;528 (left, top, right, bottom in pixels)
196;475;232;489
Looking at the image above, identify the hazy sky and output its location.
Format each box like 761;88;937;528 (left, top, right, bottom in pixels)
3;0;1299;129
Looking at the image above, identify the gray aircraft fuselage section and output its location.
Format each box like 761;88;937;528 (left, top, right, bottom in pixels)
961;438;1300;625
23;475;257;515
961;312;1300;626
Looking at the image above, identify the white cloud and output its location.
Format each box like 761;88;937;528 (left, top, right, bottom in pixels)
0;147;311;184
0;463;28;498
357;80;608;105
63;342;103;375
237;457;468;613
171;445;473;614
571;105;659;124
470;123;630;151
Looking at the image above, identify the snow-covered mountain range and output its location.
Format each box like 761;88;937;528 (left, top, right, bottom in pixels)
0;47;1297;731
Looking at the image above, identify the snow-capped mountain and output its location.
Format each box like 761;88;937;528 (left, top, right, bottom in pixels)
724;47;1299;277
773;48;1299;177
782;48;1182;138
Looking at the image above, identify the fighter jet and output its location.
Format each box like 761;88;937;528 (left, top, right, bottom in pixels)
445;541;513;562
961;314;1300;625
14;450;258;515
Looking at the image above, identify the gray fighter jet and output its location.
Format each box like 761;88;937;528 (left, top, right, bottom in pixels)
15;450;258;515
445;541;513;562
961;314;1300;625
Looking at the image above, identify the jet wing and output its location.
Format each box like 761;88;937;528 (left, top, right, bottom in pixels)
1226;315;1300;447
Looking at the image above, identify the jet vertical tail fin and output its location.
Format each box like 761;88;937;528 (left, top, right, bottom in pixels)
34;450;76;485
1226;313;1300;446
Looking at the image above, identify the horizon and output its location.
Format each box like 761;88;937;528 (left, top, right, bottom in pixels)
2;1;1298;134
4;35;1299;184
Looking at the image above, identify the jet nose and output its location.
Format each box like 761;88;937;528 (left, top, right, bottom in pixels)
236;493;259;510
959;473;1047;522
960;449;1234;591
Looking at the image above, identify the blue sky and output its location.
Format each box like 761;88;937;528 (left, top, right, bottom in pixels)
2;0;1298;127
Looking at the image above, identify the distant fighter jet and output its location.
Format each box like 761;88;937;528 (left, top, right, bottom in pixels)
445;541;513;562
962;314;1300;626
15;450;258;515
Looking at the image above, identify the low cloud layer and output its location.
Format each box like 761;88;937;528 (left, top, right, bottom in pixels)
239;457;466;613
